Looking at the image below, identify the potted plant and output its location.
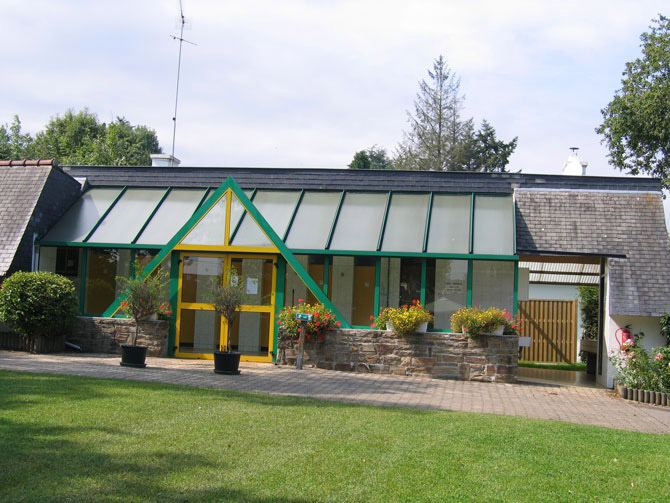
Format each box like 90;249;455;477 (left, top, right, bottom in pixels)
208;269;247;375
372;300;433;336
117;267;169;368
450;307;518;338
277;299;340;342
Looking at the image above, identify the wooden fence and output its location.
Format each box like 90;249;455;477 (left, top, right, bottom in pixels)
517;299;578;363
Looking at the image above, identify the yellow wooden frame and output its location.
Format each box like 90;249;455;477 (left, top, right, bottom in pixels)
175;251;276;362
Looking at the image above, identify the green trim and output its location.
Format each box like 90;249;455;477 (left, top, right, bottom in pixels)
423;192;434;253
79;249;88;315
287;249;518;261
229;188;257;244
130;250;136;279
168;251;180;357
377;191;392;251
132;187;171;244
323;255;330;295
466;259;473;307
283;189;304;241
83;186;127;242
513;260;519;316
374;256;381;316
468;194;475;254
194;188;211;212
420;259;426;305
325;191;345;250
273;257;286;363
36;241;167;249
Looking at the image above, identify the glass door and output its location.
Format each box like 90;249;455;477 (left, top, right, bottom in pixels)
175;253;276;362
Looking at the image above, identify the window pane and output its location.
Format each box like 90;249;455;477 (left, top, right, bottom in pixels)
285;191;341;249
42;188;122;242
230;258;274;306
136;189;207;245
329;256;376;326
180;256;225;303
471;260;515;312
427;194;471;253
181;193;228;246
329;192;387;251
425;259;468;330
381;194;429;252
39;247;82;306
84;249;131;315
232;190;300;247
284;255;326;307
379;257;422;312
178;309;221;354
473;196;514;255
88;188;166;244
229;312;270;357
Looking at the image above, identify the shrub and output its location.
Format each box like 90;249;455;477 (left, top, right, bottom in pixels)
118;266;169;346
373;300;434;336
450;307;519;337
0;271;78;340
609;332;670;393
277;300;339;341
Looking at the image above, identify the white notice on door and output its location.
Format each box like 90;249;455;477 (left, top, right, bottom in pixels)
247;277;259;295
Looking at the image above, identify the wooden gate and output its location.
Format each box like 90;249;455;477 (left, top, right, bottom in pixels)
517;300;578;363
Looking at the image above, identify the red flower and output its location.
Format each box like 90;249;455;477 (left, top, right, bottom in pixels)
336;321;341;327
370;315;374;320
370;324;375;328
298;298;304;303
403;305;408;309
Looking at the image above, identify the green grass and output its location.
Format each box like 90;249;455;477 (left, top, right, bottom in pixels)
0;371;668;503
519;361;587;371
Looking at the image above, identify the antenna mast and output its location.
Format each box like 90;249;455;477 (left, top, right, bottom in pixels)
170;0;196;166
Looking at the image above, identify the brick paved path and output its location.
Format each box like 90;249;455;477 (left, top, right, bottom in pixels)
1;350;669;434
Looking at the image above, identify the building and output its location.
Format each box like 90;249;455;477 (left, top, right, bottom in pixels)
2;159;669;388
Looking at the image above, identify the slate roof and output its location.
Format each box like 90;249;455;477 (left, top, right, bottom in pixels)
0;161;81;277
516;190;670;316
61;165;661;193
58;165;670;317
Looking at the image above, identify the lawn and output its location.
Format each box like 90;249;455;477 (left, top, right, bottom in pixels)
0;371;668;503
518;361;587;372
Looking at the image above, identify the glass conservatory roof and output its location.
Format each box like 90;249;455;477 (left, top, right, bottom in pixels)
39;185;516;256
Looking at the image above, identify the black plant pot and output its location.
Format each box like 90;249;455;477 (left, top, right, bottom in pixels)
120;345;148;368
213;351;241;375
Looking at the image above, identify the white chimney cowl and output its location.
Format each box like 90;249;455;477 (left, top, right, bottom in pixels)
150;154;181;167
562;150;587;176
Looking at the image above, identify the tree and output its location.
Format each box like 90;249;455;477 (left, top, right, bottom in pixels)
348;145;394;170
395;55;517;172
0;108;162;165
597;15;670;189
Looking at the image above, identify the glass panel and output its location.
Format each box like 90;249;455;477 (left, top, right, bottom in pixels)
427;194;471;254
181;193;229;246
231;258;273;306
88;188;166;243
329;192;387;251
178;309;221;353
84;249;131;315
232;190;300;247
42;188;122;242
473;196;514;255
378;257;423;312
329;256;376;326
180;256;225;303
425;259;468;330
228;311;270;356
284;255;326;307
381;194;429;252
39;247;82;304
285;191;341;249
471;260;515;312
136;189;207;245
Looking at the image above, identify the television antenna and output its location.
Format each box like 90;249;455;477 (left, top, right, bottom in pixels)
170;0;196;166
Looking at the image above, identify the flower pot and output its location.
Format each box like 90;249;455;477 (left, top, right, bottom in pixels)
386;322;394;332
120;345;148;368
213;351;241;375
484;325;504;336
416;322;428;334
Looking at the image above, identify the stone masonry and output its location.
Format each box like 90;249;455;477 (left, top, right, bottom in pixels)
279;329;518;383
70;317;169;357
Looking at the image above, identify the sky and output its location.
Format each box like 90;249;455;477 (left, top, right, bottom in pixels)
1;0;667;184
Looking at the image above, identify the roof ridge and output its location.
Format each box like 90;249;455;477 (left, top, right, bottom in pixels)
0;159;56;167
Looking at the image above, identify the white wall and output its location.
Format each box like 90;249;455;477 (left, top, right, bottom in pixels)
528;284;579;302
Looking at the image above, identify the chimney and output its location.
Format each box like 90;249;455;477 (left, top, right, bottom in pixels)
150;153;181;167
562;147;587;176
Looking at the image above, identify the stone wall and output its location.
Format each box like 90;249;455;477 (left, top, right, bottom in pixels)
278;329;518;383
70;317;169;357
